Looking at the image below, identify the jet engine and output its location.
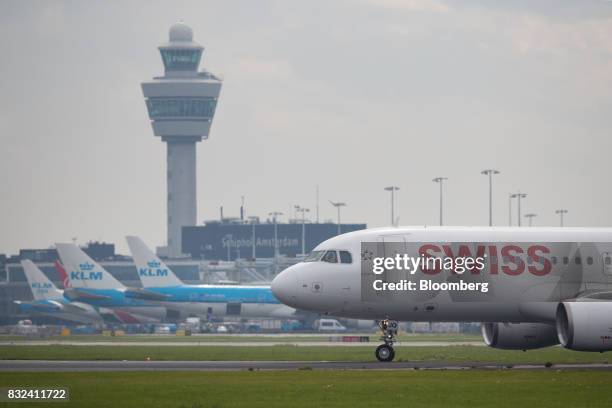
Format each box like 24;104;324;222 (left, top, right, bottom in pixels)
481;322;558;350
556;301;612;351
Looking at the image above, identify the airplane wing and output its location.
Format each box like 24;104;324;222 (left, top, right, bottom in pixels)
61;302;95;314
97;307;160;324
573;290;612;301
63;288;112;301
124;287;169;302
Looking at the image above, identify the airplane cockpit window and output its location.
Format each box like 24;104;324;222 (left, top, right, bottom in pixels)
322;250;338;263
304;251;325;262
339;251;352;264
304;250;350;264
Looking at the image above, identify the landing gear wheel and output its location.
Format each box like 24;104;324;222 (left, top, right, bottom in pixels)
376;319;398;362
375;344;395;362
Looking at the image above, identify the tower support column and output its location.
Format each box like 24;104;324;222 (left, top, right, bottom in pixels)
166;139;197;257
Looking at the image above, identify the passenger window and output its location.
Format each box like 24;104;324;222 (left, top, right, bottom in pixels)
551;256;557;265
339;251;352;264
563;257;569;265
322;250;338;263
587;256;593;265
606;257;612;266
575;257;581;265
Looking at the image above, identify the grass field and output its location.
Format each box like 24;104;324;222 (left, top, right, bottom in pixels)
0;370;611;408
1;344;611;364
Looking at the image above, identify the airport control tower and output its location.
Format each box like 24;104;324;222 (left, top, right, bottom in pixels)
141;22;222;258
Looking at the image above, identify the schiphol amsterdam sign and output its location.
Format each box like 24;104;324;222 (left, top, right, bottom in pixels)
221;236;299;250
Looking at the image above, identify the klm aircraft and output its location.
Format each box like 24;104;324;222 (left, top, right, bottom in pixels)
15;260;102;324
126;236;296;319
55;243;168;323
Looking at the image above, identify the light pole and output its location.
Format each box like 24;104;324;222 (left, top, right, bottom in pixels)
329;201;346;235
524;213;537;227
481;169;500;226
268;212;283;267
511;192;527;226
508;193;513;226
555;209;568;227
295;205;310;255
432;177;447;226
316;185;319;223
384;186;400;226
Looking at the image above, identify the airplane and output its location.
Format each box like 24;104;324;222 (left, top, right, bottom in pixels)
15;260;102;324
271;226;612;361
126;235;296;319
54;259;168;324
55;243;168;323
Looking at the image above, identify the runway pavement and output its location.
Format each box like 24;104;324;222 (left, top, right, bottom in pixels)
1;360;611;371
0;340;483;347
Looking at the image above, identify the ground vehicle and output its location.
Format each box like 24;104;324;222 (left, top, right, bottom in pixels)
315;318;347;332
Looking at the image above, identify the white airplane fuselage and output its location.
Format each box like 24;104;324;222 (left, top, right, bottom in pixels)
272;227;612;323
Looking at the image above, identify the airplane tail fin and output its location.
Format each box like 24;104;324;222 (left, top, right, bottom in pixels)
126;236;183;288
54;260;71;289
55;243;125;290
21;260;63;301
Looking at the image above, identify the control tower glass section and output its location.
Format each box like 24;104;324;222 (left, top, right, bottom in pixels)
146;98;217;119
160;49;202;71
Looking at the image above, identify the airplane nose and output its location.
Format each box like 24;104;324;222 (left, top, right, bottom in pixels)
271;269;296;306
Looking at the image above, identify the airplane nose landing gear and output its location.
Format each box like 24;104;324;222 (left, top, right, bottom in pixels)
375;319;398;362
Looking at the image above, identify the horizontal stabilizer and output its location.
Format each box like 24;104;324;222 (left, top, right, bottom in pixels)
14;300;62;313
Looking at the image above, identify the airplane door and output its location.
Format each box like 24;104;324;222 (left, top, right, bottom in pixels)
602;252;612;276
378;234;407;283
376;234;408;258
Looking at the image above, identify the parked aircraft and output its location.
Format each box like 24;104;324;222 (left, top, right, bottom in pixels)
15;260;102;324
126;236;296;319
55;243;167;323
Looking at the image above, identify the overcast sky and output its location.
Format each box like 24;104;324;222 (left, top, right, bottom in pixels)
2;0;612;255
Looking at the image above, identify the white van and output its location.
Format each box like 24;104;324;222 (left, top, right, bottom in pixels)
315;318;347;332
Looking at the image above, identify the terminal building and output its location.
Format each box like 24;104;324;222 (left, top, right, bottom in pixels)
182;220;366;261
